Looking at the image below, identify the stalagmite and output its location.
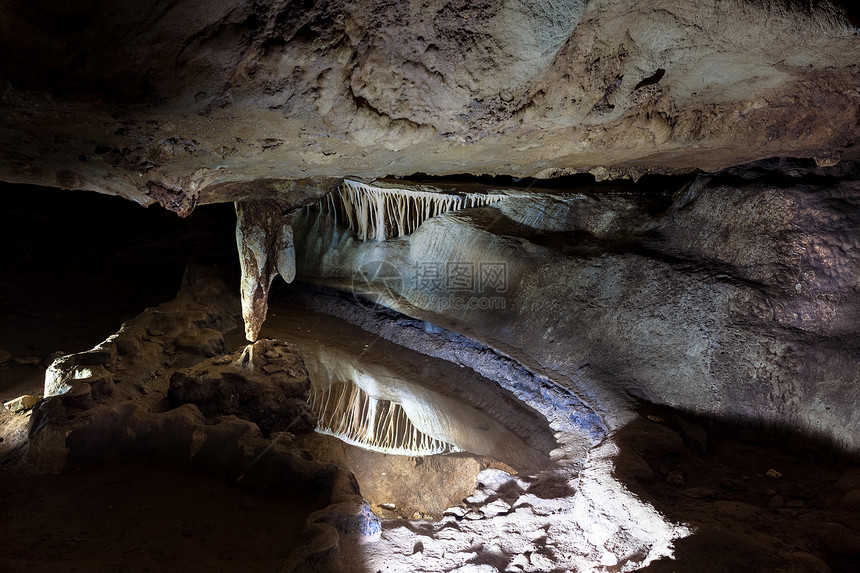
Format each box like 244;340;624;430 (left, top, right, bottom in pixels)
236;200;296;342
319;179;504;241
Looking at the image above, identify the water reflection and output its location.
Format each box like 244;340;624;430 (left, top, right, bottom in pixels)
255;303;554;473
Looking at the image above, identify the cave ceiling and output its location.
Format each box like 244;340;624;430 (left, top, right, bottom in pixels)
1;0;859;212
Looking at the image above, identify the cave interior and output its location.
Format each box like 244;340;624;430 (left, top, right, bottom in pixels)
2;1;860;572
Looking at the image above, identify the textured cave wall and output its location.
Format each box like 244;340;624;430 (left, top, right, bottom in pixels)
292;168;860;452
1;0;859;211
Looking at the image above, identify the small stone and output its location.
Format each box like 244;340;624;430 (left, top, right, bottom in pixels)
0;349;10;363
464;510;484;520
147;327;165;337
666;471;685;486
764;488;777;497
13;356;42;367
263;350;280;359
4;394;39;412
380;503;396;511
719;477;746;491
481;499;511;517
785;499;805;508
682;487;718;499
766;469;783;479
616;452;654;483
768;495;785;509
263;363;286;374
511;554;530;569
646;414;665;423
529;552;553;569
443;506;467;518
114;338;138;356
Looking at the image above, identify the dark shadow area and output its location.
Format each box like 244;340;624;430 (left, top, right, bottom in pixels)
710;157;860;188
397;157;860;195
0;182;237;360
0;184;325;571
613;403;860;572
394;168;698;193
0;460;327;573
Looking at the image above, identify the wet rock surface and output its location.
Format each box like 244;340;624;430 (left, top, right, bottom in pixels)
169;339;316;435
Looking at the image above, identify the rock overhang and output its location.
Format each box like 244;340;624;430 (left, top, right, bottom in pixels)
0;0;858;208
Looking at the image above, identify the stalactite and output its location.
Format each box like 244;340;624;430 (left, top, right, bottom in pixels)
308;378;461;456
315;179;504;241
236;200;296;342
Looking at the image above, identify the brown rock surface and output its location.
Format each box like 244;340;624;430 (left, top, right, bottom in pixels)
1;0;858;206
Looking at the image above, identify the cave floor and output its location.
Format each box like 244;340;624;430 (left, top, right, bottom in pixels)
617;416;860;572
0;461;323;573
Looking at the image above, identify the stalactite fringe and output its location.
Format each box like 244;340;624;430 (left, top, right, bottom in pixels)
317;179;504;241
308;379;461;456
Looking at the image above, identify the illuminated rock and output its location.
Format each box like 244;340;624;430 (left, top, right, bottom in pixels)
236;200;297;341
317;179;504;241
